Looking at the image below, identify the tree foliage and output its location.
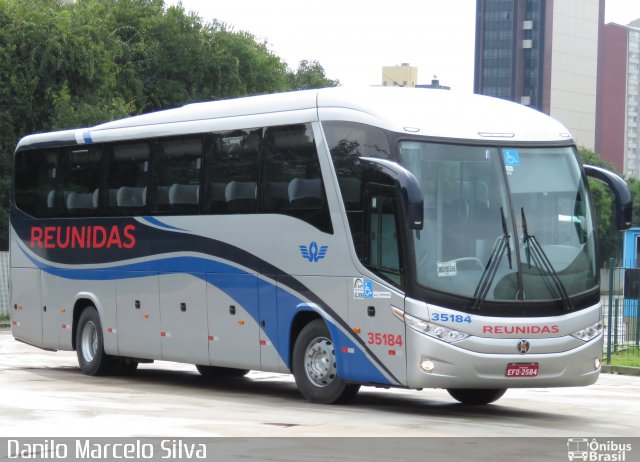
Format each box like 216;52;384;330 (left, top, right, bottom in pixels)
288;60;340;90
578;146;630;266
0;0;338;249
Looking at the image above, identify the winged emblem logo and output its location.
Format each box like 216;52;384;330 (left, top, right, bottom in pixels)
299;241;328;262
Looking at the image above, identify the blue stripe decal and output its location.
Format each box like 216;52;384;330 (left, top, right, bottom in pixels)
23;254;246;279
82;131;92;144
22;249;392;385
140;216;187;232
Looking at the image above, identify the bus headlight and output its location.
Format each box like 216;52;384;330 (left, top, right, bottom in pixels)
394;308;469;343
570;321;603;342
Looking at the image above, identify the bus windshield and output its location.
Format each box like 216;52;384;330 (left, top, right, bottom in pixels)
399;142;597;304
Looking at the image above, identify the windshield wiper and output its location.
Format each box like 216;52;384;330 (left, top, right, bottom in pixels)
470;207;512;311
520;208;574;311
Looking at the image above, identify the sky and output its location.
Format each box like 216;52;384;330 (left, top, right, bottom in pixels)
166;0;640;92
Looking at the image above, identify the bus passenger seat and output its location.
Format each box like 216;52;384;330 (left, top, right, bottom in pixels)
106;188;119;207
116;186;146;207
169;183;199;205
155;186;171;207
210;183;227;201
266;181;289;210
207;182;227;212
225;181;256;211
66;191;95;210
47;190;55;209
288;178;323;208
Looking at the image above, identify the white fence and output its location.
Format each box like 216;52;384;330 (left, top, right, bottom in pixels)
0;252;8;316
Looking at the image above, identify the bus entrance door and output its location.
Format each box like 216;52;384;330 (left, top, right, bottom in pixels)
348;278;406;386
345;187;408;385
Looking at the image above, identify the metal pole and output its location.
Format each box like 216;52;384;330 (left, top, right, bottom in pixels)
631;301;640;348
607;258;614;365
614;298;619;354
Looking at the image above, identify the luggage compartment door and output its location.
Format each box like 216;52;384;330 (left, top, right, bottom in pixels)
10;268;43;347
159;273;208;365
116;273;161;359
207;273;260;370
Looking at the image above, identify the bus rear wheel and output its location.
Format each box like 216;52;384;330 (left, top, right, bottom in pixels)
292;319;360;404
447;388;507;405
196;365;249;378
76;306;114;376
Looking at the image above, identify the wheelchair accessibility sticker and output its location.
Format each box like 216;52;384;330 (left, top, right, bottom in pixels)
503;149;520;166
503;149;520;175
353;278;391;299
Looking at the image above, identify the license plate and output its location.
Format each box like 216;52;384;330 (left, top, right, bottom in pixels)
506;363;539;377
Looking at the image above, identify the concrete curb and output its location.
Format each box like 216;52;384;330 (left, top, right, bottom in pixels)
601;365;640;376
0;321;10;330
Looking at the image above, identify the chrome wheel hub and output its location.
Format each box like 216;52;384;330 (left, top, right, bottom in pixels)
81;321;98;363
304;337;336;387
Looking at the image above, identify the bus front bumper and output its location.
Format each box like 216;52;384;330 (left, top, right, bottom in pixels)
405;329;603;389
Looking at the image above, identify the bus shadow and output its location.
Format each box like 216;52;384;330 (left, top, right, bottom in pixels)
352;389;574;422
23;365;301;401
23;365;584;426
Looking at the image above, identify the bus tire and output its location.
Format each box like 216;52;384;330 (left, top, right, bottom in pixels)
196;365;249;378
75;306;114;376
447;388;507;405
292;319;360;404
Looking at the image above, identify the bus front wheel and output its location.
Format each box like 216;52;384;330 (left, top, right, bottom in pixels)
292;319;360;404
447;388;507;405
76;306;114;376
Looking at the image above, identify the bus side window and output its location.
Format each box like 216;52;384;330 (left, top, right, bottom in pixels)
152;136;203;214
366;187;402;287
14;149;59;218
260;124;332;234
59;146;102;217
323;121;392;260
105;142;150;216
204;129;260;214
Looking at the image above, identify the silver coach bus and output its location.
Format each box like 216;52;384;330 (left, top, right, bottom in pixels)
9;87;631;405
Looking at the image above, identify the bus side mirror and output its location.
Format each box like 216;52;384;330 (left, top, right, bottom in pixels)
583;164;632;230
358;157;424;230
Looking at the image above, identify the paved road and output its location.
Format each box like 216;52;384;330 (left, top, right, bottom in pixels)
1;330;638;438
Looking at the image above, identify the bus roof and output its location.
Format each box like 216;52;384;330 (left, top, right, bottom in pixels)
16;87;573;150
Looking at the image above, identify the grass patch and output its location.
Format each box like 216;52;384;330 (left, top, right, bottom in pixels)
0;314;9;322
607;347;640;368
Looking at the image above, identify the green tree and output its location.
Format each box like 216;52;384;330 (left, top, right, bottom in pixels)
627;177;640;227
577;146;622;266
288;60;340;90
0;0;339;250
